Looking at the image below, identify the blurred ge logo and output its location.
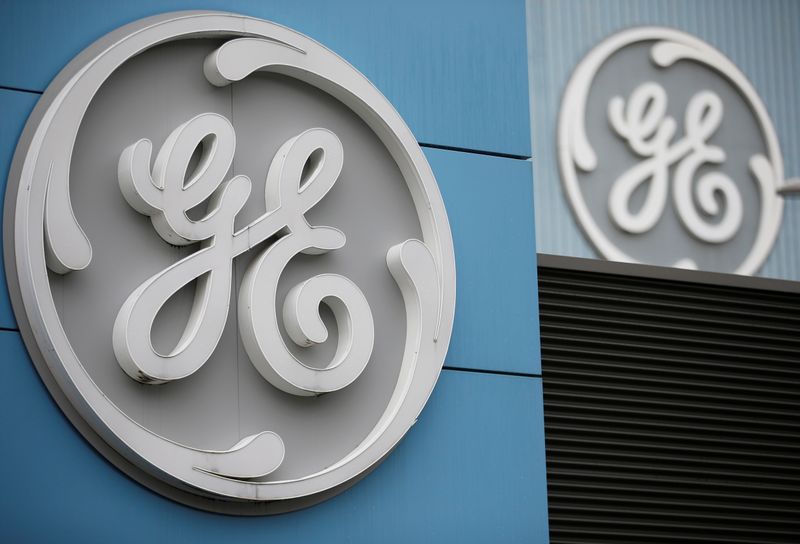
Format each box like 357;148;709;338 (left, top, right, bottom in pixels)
559;27;798;275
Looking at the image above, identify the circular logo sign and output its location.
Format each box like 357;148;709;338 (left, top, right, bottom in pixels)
559;27;788;275
4;11;455;513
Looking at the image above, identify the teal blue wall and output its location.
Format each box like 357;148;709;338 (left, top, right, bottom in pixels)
0;1;548;541
527;0;800;281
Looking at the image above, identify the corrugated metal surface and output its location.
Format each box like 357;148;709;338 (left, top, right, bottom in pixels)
538;256;800;543
526;0;800;281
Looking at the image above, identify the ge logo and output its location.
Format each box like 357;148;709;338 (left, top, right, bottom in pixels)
559;27;797;275
5;12;455;513
116;117;377;394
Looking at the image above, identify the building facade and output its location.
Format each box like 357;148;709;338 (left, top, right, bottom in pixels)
1;1;797;542
0;1;547;541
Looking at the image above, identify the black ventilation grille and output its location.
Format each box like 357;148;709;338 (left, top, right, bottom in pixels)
538;257;800;544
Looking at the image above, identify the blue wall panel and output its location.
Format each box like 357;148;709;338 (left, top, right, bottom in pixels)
428;148;540;375
0;331;549;543
0;91;539;375
0;1;547;540
0;88;37;330
0;0;530;157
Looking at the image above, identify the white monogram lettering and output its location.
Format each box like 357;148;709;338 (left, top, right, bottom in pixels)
607;82;743;244
114;113;374;395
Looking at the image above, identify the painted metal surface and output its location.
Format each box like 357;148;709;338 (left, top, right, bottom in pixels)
1;94;541;378
528;0;800;281
429;148;541;375
0;0;531;157
0;330;549;543
0;0;547;537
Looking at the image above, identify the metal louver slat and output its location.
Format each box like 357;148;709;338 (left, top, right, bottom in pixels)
538;255;800;544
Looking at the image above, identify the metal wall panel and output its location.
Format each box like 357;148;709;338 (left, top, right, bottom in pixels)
0;89;540;374
527;0;800;281
0;330;549;543
0;0;531;157
0;1;548;540
538;256;800;543
430;149;540;374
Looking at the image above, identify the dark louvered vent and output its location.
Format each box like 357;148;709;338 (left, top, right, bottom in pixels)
538;255;800;544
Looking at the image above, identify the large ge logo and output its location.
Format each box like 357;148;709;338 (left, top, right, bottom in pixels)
559;27;796;275
4;12;455;513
